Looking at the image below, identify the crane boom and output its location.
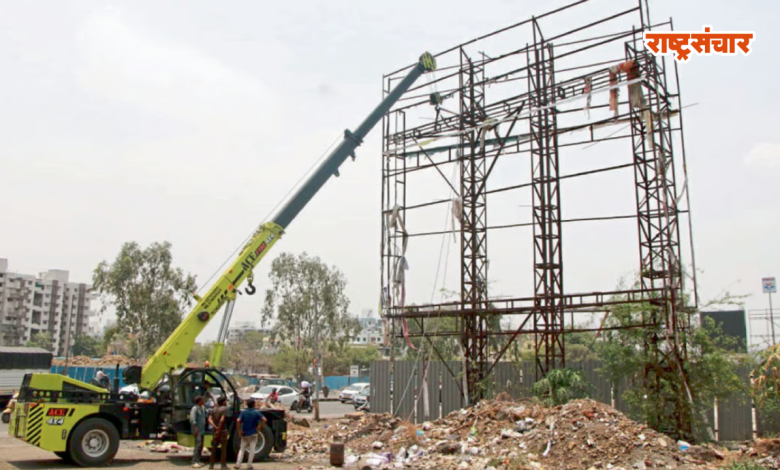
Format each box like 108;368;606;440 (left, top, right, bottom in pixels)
140;52;437;389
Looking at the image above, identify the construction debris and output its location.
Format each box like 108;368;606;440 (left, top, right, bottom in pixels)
740;438;780;469
52;355;138;366
280;399;736;469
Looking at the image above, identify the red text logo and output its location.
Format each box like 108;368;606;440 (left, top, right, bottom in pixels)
644;27;754;62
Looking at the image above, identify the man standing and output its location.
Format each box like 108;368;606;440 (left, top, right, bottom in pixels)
208;396;230;470
190;396;207;468
234;399;266;470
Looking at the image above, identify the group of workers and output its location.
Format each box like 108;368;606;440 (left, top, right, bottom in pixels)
189;395;267;470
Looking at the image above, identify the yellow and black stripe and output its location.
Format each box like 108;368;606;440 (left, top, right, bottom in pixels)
26;404;45;446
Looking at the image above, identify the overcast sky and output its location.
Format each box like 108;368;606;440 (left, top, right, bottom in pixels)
1;0;777;344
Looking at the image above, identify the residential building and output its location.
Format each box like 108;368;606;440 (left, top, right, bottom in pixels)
352;310;385;346
227;321;271;344
0;258;98;356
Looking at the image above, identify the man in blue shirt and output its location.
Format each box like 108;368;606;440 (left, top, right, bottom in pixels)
233;399;267;470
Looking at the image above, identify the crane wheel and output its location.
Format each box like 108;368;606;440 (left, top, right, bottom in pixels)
229;425;274;462
254;425;275;460
1;413;9;424
68;417;120;467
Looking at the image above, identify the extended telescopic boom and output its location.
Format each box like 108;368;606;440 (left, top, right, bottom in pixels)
139;52;437;389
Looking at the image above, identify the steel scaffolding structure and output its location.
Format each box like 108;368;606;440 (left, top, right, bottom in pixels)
380;0;697;434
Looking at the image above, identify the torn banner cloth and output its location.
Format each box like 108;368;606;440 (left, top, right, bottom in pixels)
583;77;592;118
609;60;645;116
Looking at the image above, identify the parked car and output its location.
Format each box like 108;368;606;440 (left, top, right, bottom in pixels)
250;385;300;407
262;378;294;388
339;382;370;403
353;386;370;411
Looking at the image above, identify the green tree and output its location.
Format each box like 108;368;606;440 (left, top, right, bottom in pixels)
532;368;591;406
596;283;747;441
92;241;197;358
223;331;273;374
323;344;381;376
101;324;121;353
71;334;102;357
26;331;53;352
260;252;356;380
751;344;780;417
189;342;214;364
271;345;305;377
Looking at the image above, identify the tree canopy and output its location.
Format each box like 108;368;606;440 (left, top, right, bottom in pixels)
71;334;102;357
260;252;358;379
92;241;197;358
26;331;53;352
223;331;274;374
596;287;747;441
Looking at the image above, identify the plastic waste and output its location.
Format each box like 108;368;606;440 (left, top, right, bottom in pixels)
366;453;391;466
678;440;691;451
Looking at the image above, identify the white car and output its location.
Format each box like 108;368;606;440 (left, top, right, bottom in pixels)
249;385;300;407
339;383;370;403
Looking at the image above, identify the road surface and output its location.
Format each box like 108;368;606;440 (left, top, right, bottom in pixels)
0;401;354;469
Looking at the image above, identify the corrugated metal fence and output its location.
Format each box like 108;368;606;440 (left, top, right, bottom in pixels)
370;360;777;441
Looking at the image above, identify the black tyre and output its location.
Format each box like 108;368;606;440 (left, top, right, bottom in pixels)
255;425;275;460
68;417;120;467
1;413;9;424
229;425;275;463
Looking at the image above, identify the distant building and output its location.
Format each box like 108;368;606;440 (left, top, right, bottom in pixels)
352;313;385;346
0;258;98;356
227;321;271;344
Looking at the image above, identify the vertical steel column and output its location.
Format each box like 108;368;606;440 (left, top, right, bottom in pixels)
626;43;689;437
382;75;410;413
458;48;490;403
527;22;565;379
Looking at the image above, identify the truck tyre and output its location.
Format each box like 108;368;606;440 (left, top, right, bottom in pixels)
255;425;275;460
68;417;120;467
228;425;275;463
1;413;9;424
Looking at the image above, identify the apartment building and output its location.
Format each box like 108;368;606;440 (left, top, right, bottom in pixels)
0;258;98;356
227;321;272;344
352;312;385;346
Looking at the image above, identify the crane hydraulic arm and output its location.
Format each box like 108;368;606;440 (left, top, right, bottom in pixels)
139;52;437;390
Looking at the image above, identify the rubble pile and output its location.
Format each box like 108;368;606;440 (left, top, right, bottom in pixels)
53;355;138;366
741;438;780;469
283;399;728;469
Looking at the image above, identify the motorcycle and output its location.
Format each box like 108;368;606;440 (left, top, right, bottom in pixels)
291;394;313;413
2;392;18;424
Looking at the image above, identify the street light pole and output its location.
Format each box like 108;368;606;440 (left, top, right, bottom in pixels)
769;291;776;346
762;277;777;346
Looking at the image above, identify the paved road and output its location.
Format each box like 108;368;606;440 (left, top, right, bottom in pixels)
0;402;355;469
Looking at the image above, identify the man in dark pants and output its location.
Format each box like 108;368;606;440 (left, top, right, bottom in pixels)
208;396;230;470
190;396;207;468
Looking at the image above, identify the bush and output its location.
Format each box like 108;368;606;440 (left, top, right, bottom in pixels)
532;368;591;406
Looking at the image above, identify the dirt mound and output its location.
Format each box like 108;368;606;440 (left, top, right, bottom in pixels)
52;355;139;366
283;399;727;469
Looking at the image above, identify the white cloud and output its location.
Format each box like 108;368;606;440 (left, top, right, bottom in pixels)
74;7;280;135
744;143;780;168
